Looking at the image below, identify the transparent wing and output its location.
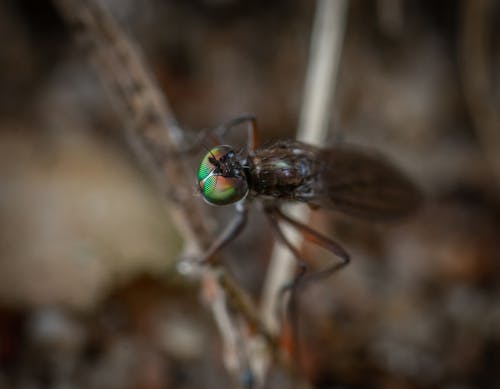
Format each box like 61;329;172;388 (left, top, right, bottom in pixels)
312;147;422;220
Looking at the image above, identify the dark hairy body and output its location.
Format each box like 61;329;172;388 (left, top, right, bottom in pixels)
247;140;421;220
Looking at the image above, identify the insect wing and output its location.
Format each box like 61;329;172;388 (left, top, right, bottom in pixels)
313;147;422;220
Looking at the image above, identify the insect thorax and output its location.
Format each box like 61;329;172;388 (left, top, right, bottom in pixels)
247;141;319;202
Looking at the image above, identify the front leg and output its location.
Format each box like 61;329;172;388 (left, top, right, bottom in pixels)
175;115;259;156
200;201;249;264
213;115;259;153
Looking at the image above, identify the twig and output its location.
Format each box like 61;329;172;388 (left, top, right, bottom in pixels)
54;0;208;254
203;272;254;386
52;0;275;386
261;0;349;334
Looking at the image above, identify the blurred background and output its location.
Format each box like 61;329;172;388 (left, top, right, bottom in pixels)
0;0;499;387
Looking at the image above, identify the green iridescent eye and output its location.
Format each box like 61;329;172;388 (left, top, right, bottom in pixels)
197;145;248;206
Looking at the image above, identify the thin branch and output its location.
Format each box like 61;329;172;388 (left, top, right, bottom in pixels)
261;0;349;334
52;0;276;385
54;0;208;254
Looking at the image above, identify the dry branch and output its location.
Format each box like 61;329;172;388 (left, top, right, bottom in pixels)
261;0;349;335
52;0;277;386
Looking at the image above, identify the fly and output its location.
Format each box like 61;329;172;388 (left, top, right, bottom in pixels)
196;115;422;284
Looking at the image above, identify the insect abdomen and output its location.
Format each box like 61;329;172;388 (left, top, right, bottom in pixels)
248;141;318;201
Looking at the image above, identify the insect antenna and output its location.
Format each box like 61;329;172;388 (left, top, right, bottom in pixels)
198;140;221;170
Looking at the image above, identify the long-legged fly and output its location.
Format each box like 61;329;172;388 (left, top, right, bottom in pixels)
197;115;421;285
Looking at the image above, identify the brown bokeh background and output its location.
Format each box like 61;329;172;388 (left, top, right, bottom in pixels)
0;0;499;388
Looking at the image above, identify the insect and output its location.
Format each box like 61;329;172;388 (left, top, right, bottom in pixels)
197;115;422;286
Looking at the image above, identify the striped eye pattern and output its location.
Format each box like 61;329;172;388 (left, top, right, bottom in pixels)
197;145;249;206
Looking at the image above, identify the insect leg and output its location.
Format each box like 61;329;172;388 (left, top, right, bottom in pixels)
272;207;350;287
264;207;308;364
200;201;249;264
214;115;259;152
173;127;214;155
176;115;259;155
264;207;309;289
265;207;351;367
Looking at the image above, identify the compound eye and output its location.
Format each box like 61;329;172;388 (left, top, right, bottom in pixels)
199;174;248;205
197;145;249;206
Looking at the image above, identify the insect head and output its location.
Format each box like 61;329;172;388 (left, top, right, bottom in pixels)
197;145;248;206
